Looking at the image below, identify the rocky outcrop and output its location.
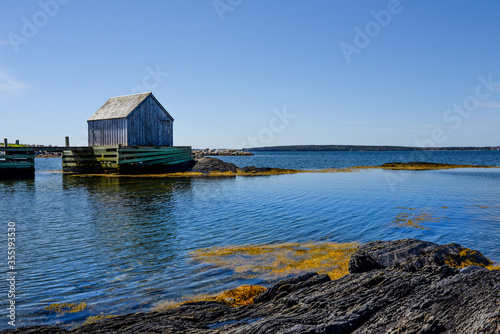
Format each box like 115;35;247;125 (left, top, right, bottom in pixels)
190;157;238;173
349;239;493;273
172;157;299;175
193;149;253;157
3;239;499;333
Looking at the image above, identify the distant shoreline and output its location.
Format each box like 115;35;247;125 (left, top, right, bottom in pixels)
246;145;500;152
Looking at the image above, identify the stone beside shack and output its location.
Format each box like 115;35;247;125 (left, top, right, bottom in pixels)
193;148;253;157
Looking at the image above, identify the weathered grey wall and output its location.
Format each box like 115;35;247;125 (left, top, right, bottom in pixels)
127;97;173;146
88;118;128;146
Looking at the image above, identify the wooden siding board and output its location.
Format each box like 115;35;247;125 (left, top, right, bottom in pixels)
88;118;127;146
126;95;173;147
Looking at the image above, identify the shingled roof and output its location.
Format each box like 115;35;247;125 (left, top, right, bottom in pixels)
87;92;173;121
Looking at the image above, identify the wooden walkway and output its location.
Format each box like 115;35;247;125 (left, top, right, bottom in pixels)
1;145;193;178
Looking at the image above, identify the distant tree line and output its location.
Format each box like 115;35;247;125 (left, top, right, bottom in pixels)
246;145;500;152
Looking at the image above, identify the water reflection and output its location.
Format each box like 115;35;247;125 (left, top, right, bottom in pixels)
0;178;35;198
60;175;196;266
3;175;198;329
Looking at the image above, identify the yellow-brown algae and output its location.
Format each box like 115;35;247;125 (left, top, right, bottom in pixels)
444;248;499;271
190;242;359;281
45;302;87;314
392;207;449;230
154;242;358;312
83;315;116;325
153;284;266;312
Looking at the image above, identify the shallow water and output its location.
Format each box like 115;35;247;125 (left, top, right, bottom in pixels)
1;152;499;329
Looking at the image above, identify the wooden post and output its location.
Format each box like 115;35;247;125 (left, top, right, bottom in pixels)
3;138;7;147
15;140;19;145
65;136;70;148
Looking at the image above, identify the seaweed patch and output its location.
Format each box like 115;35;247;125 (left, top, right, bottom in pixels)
153;284;266;312
83;315;117;325
392;207;449;230
190;242;359;281
45;302;87;315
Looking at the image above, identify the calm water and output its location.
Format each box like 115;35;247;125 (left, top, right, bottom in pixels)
216;150;500;169
1;151;500;329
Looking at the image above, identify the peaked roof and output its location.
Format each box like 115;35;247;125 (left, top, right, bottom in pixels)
87;92;173;121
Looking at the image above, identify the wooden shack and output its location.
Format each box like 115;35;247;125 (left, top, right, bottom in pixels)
62;92;192;174
87;92;174;147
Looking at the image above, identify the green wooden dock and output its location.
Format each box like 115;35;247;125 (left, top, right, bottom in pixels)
1;137;193;178
0;146;35;179
62;145;193;173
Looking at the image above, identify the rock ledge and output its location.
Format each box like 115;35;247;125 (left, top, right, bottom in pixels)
3;239;498;333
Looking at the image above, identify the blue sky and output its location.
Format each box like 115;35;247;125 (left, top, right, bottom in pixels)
1;0;500;148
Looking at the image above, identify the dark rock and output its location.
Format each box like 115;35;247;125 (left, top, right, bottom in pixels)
190;157;237;173
3;239;499;333
348;251;382;273
460;265;488;274
349;238;492;273
253;272;330;303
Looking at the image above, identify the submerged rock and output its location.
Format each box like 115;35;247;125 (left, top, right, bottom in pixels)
382;161;457;168
236;166;272;173
380;161;493;169
190;157;238;173
3;239;499;333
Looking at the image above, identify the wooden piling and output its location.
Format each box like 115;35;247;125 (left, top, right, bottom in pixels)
65;136;70;148
4;138;7;148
